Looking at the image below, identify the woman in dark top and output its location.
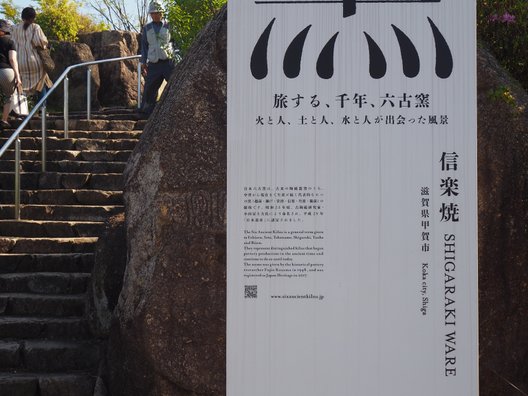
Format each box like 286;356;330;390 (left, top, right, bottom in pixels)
0;19;22;129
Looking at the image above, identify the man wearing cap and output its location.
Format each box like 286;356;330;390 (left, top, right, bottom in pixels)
140;1;175;116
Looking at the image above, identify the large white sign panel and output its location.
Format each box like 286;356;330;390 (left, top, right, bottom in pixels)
227;0;477;395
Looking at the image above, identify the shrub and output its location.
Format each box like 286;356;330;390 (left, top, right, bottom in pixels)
36;0;108;41
0;0;19;24
1;0;108;39
478;0;528;89
163;0;226;55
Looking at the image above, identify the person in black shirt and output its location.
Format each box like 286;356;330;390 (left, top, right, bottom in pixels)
0;19;22;129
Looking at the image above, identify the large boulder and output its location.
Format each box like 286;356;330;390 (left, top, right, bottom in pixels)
477;45;528;395
85;213;127;396
78;31;141;108
107;7;227;396
49;41;100;111
86;213;127;338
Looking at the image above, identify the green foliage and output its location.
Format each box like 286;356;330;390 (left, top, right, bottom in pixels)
0;0;21;24
478;0;528;89
0;0;107;40
38;0;86;41
78;13;109;34
487;84;526;115
488;85;515;105
163;0;226;55
36;0;107;41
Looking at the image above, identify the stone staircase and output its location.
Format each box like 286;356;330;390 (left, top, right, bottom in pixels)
0;109;143;395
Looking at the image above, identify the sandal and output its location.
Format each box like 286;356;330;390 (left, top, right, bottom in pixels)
0;120;10;129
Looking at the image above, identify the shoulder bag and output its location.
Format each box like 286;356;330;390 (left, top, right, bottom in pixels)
32;26;55;74
37;46;55;74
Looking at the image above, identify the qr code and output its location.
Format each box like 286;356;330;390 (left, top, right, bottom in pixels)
245;285;257;299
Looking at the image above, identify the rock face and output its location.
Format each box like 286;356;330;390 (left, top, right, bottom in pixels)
50;41;100;111
78;31;141;108
46;31;140;111
107;7;227;396
86;213;127;338
477;45;528;396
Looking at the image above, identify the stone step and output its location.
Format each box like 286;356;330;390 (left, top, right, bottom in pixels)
0;340;100;372
0;373;37;395
0;204;122;221
0;189;123;205
6;118;144;131
0;160;127;173
0;220;103;238
24;118;146;131
0;149;133;162
0;172;123;191
57;109;145;121
19;106;137;118
0;373;95;396
0;273;90;294
0;317;88;340
0;137;139;151
18;129;141;139
0;341;22;368
0;254;93;274
0;237;97;254
56;106;138;115
0;293;85;317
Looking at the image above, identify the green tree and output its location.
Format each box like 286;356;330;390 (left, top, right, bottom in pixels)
77;12;109;34
0;0;21;24
36;0;106;41
163;0;226;55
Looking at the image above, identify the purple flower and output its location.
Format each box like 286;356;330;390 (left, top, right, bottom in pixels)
501;12;516;24
489;14;500;22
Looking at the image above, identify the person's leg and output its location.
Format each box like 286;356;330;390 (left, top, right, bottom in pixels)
161;60;175;82
149;61;175;104
142;63;164;115
37;85;48;106
0;68;15;125
2;102;10;122
1;93;11;126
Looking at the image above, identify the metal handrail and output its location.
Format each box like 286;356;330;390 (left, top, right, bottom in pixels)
0;54;142;220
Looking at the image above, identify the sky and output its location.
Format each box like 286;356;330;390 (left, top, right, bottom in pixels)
8;0;142;30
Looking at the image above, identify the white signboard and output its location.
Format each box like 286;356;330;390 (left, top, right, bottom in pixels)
227;0;477;395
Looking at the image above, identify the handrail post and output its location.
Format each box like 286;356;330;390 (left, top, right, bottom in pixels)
14;138;21;220
137;61;142;109
0;55;142;221
41;106;46;172
87;67;92;120
64;76;69;138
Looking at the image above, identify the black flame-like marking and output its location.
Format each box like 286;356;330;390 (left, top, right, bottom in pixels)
391;24;420;78
317;33;339;79
427;17;452;78
364;32;386;79
250;18;276;80
283;25;312;78
250;17;452;80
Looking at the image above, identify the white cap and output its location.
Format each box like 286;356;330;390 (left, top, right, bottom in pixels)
148;1;163;13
